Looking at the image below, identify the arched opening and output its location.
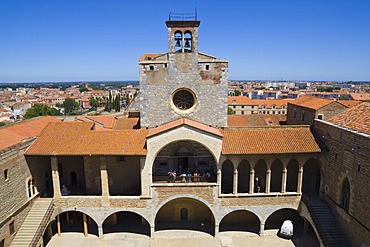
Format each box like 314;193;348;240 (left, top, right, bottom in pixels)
184;31;192;52
265;209;304;238
55;211;98;236
219;210;260;234
155;198;215;236
43;220;57;246
303;158;321;195
152;141;217;183
254;160;267;193
221;160;233;194
270;160;283;192
287;159;298;192
237;160;250;193
27;178;36;198
174;31;183;52
103;211;150;237
341;177;350;213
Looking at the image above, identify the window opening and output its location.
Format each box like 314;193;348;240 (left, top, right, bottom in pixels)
341;178;350;213
4;169;8;181
181;208;188;221
9;221;15;235
205;64;210;70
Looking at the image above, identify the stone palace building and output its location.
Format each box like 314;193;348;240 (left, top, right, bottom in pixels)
1;15;368;247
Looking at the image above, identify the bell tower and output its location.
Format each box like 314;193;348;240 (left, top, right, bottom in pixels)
139;13;228;128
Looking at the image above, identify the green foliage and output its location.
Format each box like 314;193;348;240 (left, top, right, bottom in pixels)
234;89;241;96
316;86;333;92
227;106;235;115
63;98;80;115
79;87;89;92
89;97;99;108
0;122;6;127
24;104;61;119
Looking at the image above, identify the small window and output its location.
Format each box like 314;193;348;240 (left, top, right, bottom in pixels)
301;111;306;121
241;111;244;114
118;156;125;162
205;64;210;70
293;109;297;118
9;221;15;235
241;105;244;108
341;178;350;213
149;65;154;71
4;169;8;181
164;63;168;68
251;106;254;109
318;114;323;120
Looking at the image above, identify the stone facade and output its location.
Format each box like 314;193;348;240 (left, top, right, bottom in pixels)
287;101;347;125
139;20;228;128
0;139;37;247
314;119;370;247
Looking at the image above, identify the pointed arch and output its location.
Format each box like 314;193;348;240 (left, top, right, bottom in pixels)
237;160;250;193
221;160;234;194
270;159;283;192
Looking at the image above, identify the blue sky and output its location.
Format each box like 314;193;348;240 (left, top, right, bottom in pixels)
0;0;369;82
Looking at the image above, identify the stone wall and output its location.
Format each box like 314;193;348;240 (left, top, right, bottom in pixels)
314;120;370;247
0;139;35;247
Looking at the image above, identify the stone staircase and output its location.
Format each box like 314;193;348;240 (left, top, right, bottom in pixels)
305;195;351;247
10;198;53;247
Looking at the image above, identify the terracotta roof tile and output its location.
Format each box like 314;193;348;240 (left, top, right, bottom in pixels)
25;122;147;156
222;126;321;154
0;116;61;150
147;118;223;138
139;53;163;61
228;96;254;105
288;96;335;110
228;114;286;127
337;100;362;108
327;102;370;135
113;116;140;129
350;93;370;101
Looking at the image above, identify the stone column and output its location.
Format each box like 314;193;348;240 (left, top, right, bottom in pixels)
297;165;304;194
265;167;271;194
100;156;110;206
141;157;151;198
51;156;61;199
217;169;222;195
249;168;255;194
83;213;88;237
259;222;265;236
233;169;238;195
57;214;61;236
98;225;103;238
214;225;219;237
150;226;155;237
281;167;287;193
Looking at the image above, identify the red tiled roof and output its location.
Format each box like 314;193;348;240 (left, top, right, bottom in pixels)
327;102;370;135
337;100;362;108
77;115;116;129
350;93;370;101
228;114;286;127
147;118;223;138
0;116;61;150
114;116;140;130
25;122;147;156
221;126;321;154
139;53;162;61
228;96;254;105
288;96;335;110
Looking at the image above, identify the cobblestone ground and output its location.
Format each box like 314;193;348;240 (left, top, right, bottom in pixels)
46;230;298;247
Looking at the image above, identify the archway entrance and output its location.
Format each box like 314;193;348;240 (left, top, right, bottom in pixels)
265;209;303;237
219;210;260;234
152;141;217;183
103;211;150;236
155;198;215;235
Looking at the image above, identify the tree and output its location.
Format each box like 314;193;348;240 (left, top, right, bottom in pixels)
63;98;79;115
24;104;61;119
228;106;235;115
234;89;241;96
89;97;99;108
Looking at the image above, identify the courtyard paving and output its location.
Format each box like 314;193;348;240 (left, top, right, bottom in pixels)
46;230;296;247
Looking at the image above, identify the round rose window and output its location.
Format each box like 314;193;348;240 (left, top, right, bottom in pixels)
172;90;195;110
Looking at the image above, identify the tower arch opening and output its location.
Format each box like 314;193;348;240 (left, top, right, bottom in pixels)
152;141;217;183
